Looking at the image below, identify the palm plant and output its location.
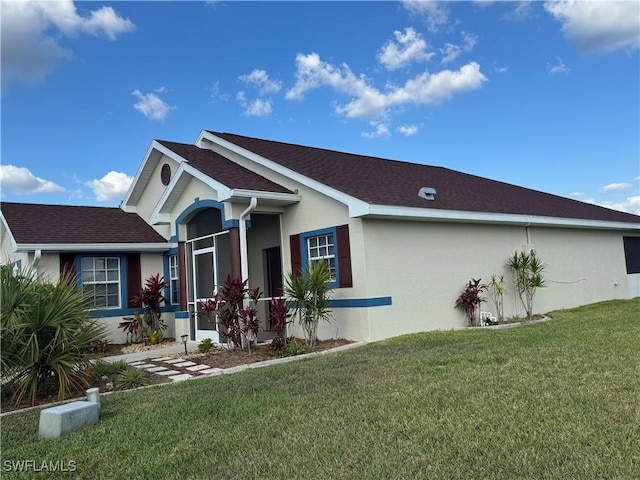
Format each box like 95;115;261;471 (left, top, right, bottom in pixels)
506;251;547;321
487;274;505;323
284;261;333;346
1;264;106;406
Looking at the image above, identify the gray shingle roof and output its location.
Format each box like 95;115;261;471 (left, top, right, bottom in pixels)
210;132;640;225
1;202;168;245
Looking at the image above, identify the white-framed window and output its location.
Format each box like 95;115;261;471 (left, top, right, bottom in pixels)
169;253;179;304
81;257;121;309
307;233;336;282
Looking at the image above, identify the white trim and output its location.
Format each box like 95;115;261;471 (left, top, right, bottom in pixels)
14;243;172;252
361;204;640;230
149;161;233;224
121;141;165;210
199;131;370;212
223;188;301;204
0;213;18;252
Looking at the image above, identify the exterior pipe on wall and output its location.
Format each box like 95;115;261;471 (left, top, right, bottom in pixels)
33;249;42;275
239;197;258;286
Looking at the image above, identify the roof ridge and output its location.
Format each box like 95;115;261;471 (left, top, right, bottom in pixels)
209;131;445;169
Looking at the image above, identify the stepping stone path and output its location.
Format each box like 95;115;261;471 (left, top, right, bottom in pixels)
125;356;222;383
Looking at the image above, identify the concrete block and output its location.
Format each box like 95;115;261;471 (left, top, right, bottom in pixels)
39;401;99;439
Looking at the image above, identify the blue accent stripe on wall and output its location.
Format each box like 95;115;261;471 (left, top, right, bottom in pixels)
328;297;392;308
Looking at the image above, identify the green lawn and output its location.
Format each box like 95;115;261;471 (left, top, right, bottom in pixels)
2;298;639;479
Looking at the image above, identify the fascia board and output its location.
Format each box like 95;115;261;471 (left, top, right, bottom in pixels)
15;243;173;252
363;204;640;230
201;131;370;214
0;213;18;251
224;188;302;204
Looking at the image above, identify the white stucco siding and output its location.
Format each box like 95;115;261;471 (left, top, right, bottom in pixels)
526;227;634;312
168;177;223;240
361;219;525;340
133;153;182;239
360;219;634;341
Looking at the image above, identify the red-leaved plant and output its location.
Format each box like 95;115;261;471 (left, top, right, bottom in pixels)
454;278;487;327
269;297;291;355
133;273;168;334
202;275;263;351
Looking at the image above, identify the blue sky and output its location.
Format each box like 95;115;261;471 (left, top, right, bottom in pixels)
1;0;639;214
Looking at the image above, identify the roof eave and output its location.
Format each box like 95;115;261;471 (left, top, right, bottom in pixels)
358;205;640;230
14;243;173;253
224;188;302;205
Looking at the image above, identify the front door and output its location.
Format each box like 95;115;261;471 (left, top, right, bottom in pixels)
188;231;231;343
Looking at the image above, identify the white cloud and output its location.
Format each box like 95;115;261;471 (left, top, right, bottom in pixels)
548;57;570;74
236;92;273;117
441;43;461;64
597;196;640;216
441;32;476;64
397;124;419;136
401;0;449;33
209;81;230;102
544;0;640;53
0;165;65;194
463;32;478;51
1;0;134;90
86;171;133;202
287;53;487;120
502;2;534;22
603;182;632;193
132;89;176;121
377;27;434;70
362;124;390;139
238;69;282;95
572;187;640;215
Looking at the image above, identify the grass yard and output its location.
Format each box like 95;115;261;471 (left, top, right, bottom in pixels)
2;298;639;479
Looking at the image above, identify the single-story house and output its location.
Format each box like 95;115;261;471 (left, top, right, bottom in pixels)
2;130;639;344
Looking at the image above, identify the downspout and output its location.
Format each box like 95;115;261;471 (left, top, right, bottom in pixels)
239;197;258;285
33;249;42;275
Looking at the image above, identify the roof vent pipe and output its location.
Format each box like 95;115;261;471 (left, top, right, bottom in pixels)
418;187;437;201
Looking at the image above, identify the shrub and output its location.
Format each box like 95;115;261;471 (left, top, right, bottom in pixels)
506;251;547;321
198;338;213;353
281;338;312;357
454;278;487;327
1;264;106;405
114;366;149;390
149;330;163;345
91;360;129;378
284;261;333;346
269;297;291;355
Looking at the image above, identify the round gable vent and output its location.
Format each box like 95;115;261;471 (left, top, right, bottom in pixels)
160;163;171;186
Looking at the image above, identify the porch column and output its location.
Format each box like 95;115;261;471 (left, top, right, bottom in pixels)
228;227;242;281
178;241;187;311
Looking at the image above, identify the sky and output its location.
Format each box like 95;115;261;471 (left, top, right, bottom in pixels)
1;0;639;215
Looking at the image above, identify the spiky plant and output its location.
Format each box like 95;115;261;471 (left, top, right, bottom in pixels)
284;261;333;346
506;251;547;321
1;264;106;406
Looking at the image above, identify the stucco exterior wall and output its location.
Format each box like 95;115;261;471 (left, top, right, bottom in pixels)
525;227;635;311
132;153;182;239
359;219;635;342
